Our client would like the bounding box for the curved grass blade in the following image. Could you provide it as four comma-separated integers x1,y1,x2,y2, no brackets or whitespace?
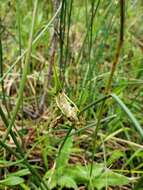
0,3,62,84
79,95,110,116
2,0,38,143
111,93,143,139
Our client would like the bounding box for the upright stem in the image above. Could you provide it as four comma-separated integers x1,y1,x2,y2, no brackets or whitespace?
2,0,38,142
64,0,73,73
0,1,50,189
0,20,10,116
47,0,60,87
105,0,125,93
90,0,125,181
39,0,60,113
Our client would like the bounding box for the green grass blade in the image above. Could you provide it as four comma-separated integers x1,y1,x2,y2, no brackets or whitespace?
0,139,48,190
2,0,38,142
0,26,9,115
111,93,143,139
79,95,110,115
0,2,62,84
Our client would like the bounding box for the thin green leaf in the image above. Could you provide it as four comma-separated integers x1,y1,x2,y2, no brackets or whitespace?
8,169,30,177
57,136,73,170
53,64,62,94
111,93,143,139
0,159,23,168
2,0,38,143
0,176,24,186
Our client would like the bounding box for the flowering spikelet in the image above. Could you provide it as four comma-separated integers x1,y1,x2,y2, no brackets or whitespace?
55,91,79,122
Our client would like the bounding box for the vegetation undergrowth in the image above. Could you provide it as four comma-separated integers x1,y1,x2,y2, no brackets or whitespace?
0,0,143,189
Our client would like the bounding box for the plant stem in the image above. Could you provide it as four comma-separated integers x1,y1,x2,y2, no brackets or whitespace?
2,0,38,142
0,20,10,116
0,1,50,189
90,0,125,181
39,0,61,113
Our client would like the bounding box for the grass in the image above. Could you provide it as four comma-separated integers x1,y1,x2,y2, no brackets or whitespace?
0,0,143,189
